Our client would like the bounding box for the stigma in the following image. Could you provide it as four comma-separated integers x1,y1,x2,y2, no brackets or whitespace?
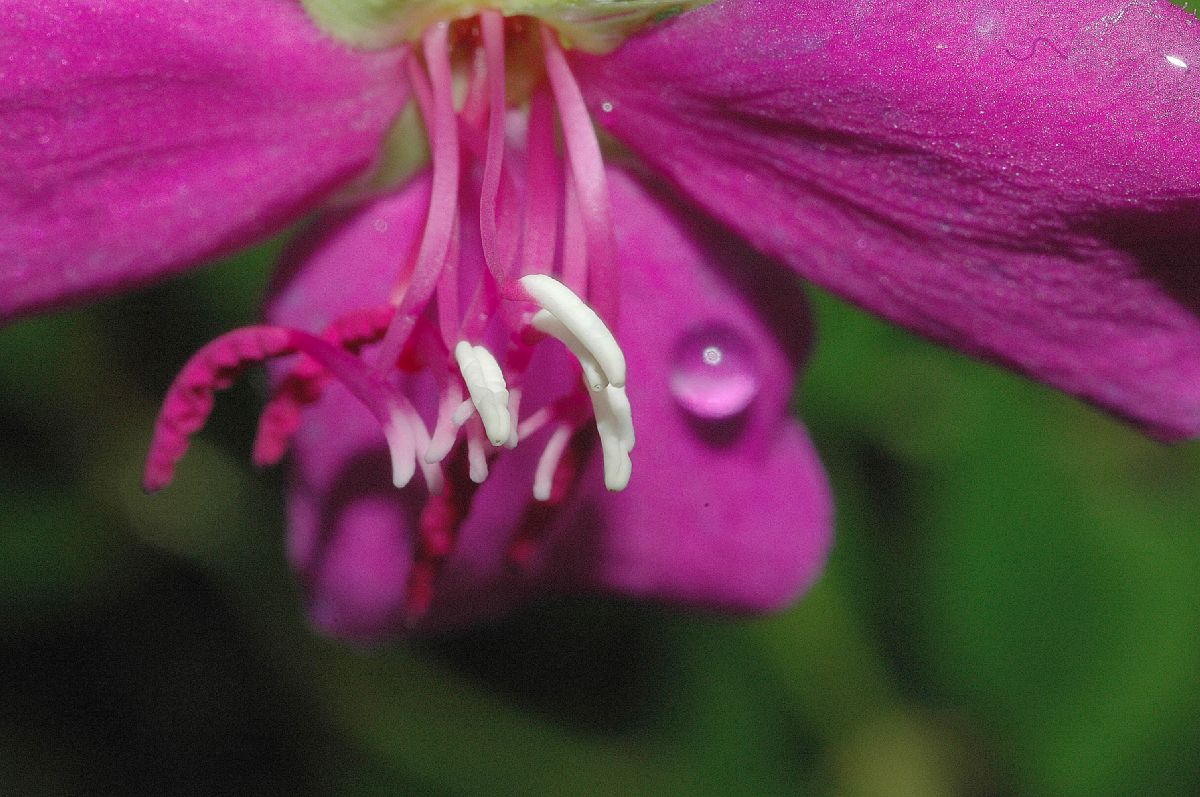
144,9,637,614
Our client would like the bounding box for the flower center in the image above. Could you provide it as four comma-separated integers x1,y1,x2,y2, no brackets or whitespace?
144,10,640,619
300,0,702,53
367,12,633,496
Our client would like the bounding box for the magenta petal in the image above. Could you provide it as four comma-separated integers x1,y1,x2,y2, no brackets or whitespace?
0,0,406,322
576,0,1200,439
547,169,833,612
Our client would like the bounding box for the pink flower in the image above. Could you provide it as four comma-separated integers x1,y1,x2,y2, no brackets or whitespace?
2,0,1198,639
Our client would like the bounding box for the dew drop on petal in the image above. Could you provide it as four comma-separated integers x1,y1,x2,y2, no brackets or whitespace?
669,324,760,420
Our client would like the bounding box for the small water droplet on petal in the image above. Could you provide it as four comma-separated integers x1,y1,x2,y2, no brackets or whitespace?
669,324,759,420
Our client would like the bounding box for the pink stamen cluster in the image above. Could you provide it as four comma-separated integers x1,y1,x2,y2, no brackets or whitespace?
144,12,624,618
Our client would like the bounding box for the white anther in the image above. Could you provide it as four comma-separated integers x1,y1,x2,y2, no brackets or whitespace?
531,310,607,391
520,274,626,388
454,341,512,447
588,384,634,491
533,423,574,502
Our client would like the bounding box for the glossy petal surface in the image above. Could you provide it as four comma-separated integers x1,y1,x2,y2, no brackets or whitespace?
0,0,407,321
577,0,1200,439
267,168,832,639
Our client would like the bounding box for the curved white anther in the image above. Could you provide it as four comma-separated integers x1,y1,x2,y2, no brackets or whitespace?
519,274,626,388
531,310,607,391
454,341,511,447
588,384,634,491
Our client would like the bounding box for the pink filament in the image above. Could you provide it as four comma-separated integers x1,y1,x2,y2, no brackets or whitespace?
520,84,561,279
459,46,490,130
540,27,618,324
561,168,587,295
374,23,461,372
478,9,508,284
405,51,434,122
435,213,462,350
532,422,574,502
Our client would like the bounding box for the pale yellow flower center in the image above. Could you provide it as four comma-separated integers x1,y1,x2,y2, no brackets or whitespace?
301,0,704,52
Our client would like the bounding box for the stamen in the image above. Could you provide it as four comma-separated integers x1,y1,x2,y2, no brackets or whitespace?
541,27,618,324
533,423,574,502
517,404,552,441
454,341,512,446
459,46,490,130
466,420,490,483
400,399,444,494
504,387,521,448
520,84,561,279
589,384,635,491
478,9,507,283
560,168,588,296
426,382,466,463
519,274,626,388
375,22,460,372
435,213,462,350
530,309,607,391
517,390,590,441
383,402,418,489
452,398,477,427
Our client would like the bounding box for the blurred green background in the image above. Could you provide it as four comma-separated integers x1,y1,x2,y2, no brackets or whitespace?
2,234,1198,796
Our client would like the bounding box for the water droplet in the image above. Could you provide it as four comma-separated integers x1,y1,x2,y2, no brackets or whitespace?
600,101,614,113
669,324,759,420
